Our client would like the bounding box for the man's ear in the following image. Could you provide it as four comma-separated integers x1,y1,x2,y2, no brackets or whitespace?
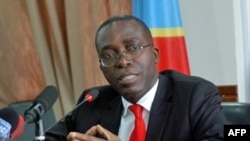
152,47,160,64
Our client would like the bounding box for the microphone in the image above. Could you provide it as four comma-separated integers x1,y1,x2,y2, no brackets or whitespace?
46,89,99,131
61,89,99,121
24,85,59,123
0,107,25,140
0,118,11,141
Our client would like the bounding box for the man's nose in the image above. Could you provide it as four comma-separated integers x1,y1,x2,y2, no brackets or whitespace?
116,52,131,67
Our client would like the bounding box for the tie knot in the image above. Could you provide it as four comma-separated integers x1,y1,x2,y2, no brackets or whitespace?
129,104,143,118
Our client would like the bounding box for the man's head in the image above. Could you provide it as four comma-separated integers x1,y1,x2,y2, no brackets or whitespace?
95,15,160,103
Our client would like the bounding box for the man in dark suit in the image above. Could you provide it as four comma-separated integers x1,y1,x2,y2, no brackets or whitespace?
45,15,228,141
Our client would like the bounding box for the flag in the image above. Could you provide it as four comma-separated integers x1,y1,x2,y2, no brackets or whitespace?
132,0,190,75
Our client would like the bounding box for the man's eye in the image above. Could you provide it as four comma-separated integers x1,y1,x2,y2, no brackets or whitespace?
102,53,116,59
127,45,141,51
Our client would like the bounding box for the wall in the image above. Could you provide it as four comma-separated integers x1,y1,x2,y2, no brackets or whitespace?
179,0,237,85
179,0,250,102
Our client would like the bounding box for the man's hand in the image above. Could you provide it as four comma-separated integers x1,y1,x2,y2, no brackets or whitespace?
67,124,121,141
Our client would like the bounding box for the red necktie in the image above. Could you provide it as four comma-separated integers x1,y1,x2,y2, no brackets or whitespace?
129,104,146,141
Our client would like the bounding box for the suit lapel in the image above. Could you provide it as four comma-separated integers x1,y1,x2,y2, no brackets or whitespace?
100,96,123,135
146,74,173,141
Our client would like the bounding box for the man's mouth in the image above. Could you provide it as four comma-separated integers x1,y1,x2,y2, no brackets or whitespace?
118,74,137,84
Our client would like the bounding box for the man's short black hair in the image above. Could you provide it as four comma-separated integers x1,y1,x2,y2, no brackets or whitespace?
95,15,152,47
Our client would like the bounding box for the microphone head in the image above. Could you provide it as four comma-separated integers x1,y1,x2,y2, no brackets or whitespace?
0,107,24,139
24,85,59,123
34,85,59,112
0,107,19,134
10,115,24,139
85,90,99,102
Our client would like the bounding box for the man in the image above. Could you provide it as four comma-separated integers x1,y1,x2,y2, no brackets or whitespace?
45,15,228,141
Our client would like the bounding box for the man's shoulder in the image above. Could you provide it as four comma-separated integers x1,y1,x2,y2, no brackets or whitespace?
160,69,210,82
159,70,219,101
84,85,115,93
79,85,120,102
159,69,215,87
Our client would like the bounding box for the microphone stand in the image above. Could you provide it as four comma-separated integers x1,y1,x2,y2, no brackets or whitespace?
34,119,45,141
30,103,45,141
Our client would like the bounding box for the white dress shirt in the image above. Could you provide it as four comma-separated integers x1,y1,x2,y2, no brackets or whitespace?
118,79,159,141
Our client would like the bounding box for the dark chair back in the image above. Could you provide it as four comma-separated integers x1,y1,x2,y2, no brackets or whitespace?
221,102,250,124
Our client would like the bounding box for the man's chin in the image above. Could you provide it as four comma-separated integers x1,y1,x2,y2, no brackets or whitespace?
117,86,143,98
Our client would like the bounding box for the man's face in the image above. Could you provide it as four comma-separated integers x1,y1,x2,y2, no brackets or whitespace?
96,20,159,103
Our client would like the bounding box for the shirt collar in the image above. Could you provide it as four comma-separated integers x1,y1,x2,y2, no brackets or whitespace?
121,79,159,116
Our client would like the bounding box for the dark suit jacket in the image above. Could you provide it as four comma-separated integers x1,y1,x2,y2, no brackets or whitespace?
45,70,228,141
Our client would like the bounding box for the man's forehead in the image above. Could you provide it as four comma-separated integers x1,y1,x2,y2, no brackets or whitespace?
101,20,140,31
